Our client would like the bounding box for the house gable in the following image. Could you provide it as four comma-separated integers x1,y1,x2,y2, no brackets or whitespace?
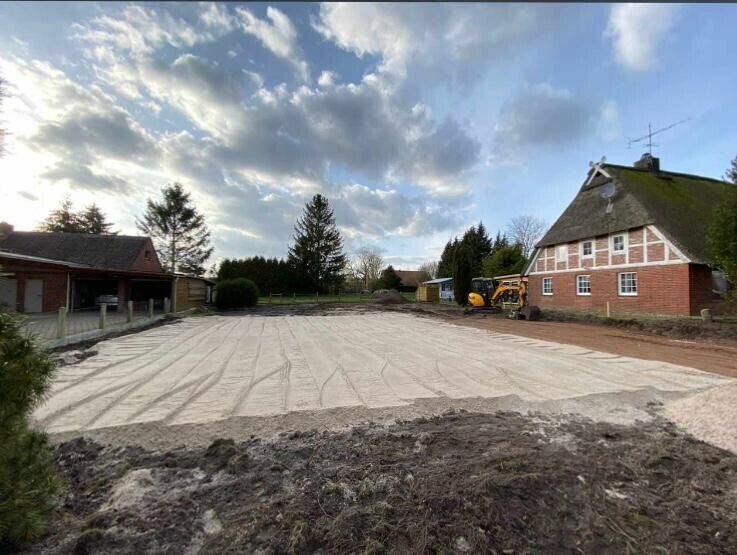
535,161,734,265
130,238,164,273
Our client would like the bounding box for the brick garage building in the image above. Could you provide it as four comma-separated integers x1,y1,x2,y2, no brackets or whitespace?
0,225,172,313
525,155,733,316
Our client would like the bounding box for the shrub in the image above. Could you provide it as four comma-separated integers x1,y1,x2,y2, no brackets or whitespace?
215,278,259,309
0,310,60,548
376,266,402,290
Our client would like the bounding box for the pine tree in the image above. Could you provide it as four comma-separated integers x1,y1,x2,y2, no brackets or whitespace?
288,194,346,293
452,241,474,306
726,154,737,184
38,198,82,233
437,238,458,278
377,265,402,290
137,183,213,276
79,204,116,234
462,222,492,276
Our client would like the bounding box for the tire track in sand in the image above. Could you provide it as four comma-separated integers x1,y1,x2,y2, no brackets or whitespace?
78,319,242,430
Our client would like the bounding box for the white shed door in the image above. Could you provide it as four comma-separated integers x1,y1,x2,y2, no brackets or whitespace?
24,279,43,313
0,279,17,310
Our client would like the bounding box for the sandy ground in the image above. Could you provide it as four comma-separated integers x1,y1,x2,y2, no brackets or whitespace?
34,312,731,448
438,310,737,378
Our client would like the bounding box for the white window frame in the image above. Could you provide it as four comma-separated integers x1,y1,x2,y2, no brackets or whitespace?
542,277,553,295
611,233,626,253
618,272,638,296
580,240,593,257
555,244,568,262
576,275,591,296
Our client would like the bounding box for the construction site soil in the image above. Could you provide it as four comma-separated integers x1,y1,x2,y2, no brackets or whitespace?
21,303,737,553
28,411,737,554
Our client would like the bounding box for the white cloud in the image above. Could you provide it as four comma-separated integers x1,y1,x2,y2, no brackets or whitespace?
606,4,679,71
236,6,309,81
314,3,545,81
72,4,228,58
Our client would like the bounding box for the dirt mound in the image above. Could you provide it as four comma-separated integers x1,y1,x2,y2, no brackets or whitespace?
28,411,737,553
373,289,403,304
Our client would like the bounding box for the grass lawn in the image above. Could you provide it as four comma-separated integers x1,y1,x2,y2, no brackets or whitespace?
258,292,418,305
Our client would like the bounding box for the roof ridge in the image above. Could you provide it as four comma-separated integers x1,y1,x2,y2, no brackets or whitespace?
7,231,149,240
603,163,730,185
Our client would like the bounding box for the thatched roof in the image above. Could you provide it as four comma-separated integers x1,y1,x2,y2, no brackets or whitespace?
537,163,736,263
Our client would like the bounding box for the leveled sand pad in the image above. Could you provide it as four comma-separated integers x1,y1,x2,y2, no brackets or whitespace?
35,313,730,434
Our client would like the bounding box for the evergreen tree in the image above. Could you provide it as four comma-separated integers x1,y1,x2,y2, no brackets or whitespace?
482,242,527,278
708,189,737,282
288,194,346,292
38,198,82,233
452,241,474,306
137,183,213,276
79,204,116,234
377,265,402,290
437,238,458,278
0,312,60,547
462,222,492,276
726,154,737,184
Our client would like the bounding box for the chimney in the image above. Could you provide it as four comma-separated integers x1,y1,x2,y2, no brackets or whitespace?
0,222,13,240
633,153,660,172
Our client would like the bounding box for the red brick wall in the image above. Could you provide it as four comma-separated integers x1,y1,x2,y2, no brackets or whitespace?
12,273,67,312
528,263,695,315
130,239,165,273
647,243,665,262
0,258,68,312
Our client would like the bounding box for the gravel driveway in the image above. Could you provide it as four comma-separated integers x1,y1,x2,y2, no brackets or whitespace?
34,312,729,439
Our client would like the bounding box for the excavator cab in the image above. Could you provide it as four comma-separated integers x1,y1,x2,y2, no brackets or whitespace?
466,275,539,319
468,278,496,308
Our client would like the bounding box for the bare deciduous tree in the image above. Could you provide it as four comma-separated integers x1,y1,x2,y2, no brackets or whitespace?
507,215,547,258
417,260,438,281
350,247,384,289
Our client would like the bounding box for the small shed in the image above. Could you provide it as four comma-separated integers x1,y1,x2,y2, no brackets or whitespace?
424,277,454,301
174,274,215,311
415,283,439,303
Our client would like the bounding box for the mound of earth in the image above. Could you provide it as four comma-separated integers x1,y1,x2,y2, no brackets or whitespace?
373,289,403,304
26,411,737,553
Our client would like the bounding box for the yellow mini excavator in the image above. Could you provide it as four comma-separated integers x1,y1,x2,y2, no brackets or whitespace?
465,274,540,320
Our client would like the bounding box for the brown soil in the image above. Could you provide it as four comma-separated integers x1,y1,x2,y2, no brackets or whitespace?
26,411,737,554
442,313,737,379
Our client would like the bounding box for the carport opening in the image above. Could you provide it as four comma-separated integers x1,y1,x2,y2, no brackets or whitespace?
130,279,171,310
72,279,118,312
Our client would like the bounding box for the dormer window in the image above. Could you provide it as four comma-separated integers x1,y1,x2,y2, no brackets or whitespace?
145,250,151,260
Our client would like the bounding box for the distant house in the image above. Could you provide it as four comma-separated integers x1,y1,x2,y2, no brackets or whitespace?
524,155,733,316
0,223,172,313
425,277,454,301
395,270,426,292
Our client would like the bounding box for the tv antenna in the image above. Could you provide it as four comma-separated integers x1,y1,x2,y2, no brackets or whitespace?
627,117,691,154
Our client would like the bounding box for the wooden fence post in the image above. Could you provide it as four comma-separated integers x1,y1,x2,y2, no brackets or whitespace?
56,306,67,339
126,300,133,323
99,303,107,330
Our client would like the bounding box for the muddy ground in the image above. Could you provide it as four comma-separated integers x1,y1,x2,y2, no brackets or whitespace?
26,410,737,554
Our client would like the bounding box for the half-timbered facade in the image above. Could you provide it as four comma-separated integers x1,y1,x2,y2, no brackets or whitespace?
525,155,733,316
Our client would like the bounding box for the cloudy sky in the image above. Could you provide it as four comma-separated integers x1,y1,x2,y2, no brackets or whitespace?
1,3,735,269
